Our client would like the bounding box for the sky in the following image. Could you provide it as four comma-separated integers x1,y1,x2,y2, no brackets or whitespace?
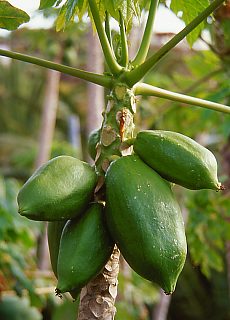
7,0,39,12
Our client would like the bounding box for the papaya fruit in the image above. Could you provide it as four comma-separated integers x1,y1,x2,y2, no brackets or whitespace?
133,130,221,190
56,203,114,294
88,128,101,160
17,156,97,221
47,221,66,277
105,155,187,294
47,220,79,300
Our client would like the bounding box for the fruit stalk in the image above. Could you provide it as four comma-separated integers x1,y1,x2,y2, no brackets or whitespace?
77,84,136,319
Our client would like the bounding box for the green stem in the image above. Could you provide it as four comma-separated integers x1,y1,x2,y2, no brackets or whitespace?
119,11,129,67
88,0,122,75
134,83,230,114
132,0,159,66
0,48,112,88
126,0,226,86
105,11,112,47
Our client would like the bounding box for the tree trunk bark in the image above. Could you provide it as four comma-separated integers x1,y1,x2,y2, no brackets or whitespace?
78,26,123,319
78,246,120,320
78,81,136,318
36,55,62,271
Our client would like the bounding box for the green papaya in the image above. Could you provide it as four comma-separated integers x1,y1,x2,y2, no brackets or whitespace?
87,128,101,160
105,155,187,294
47,221,66,277
56,203,114,294
17,156,97,221
47,221,80,301
133,130,221,190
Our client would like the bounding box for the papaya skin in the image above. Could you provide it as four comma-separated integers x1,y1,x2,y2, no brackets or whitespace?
17,156,97,221
134,130,221,190
56,203,114,294
105,155,187,294
47,221,66,277
47,221,80,301
87,128,101,160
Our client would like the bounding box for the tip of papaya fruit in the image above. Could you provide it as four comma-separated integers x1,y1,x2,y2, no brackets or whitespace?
163,287,174,295
55,288,63,299
162,281,176,295
216,183,225,192
18,208,25,215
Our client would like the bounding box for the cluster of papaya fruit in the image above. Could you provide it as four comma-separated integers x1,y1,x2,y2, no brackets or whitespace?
17,129,222,298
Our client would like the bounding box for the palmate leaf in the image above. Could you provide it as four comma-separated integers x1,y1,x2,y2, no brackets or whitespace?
56,0,87,31
56,0,145,31
104,0,141,31
0,1,30,30
39,0,58,10
171,0,209,47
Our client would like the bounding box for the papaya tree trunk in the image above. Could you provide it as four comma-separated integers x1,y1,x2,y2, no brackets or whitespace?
78,27,121,319
78,246,120,319
36,55,62,271
78,83,136,319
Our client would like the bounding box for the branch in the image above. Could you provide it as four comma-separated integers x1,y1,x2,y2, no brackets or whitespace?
134,83,230,114
125,0,226,86
88,0,122,75
132,0,159,66
0,48,112,88
119,11,129,67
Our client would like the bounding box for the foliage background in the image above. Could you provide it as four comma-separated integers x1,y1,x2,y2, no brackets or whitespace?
0,1,230,319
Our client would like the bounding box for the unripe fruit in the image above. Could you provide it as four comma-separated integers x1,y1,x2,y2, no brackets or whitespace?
47,221,66,277
87,128,101,160
17,156,97,221
105,155,187,294
47,220,80,300
56,203,114,294
134,130,221,190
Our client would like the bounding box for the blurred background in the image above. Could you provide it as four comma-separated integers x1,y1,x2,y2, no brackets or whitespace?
0,1,230,319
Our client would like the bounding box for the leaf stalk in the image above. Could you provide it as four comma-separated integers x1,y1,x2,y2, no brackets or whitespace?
88,0,122,75
119,11,129,67
132,0,159,66
0,48,112,88
126,0,226,86
134,83,230,114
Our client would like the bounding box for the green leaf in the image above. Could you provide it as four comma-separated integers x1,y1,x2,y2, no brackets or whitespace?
39,0,57,10
56,0,86,31
0,1,30,30
104,0,141,31
171,0,209,47
55,0,143,31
